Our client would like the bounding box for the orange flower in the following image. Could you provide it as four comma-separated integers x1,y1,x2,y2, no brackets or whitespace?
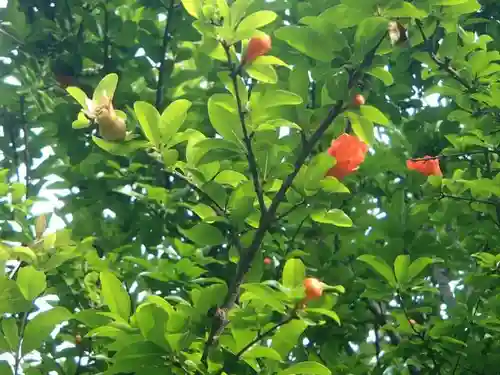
242,34,272,65
303,278,323,300
326,134,368,180
406,156,442,176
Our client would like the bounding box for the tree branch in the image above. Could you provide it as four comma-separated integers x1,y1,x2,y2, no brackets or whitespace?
4,108,21,182
13,311,29,375
200,34,387,365
222,42,266,214
439,193,496,206
397,291,442,374
215,315,294,375
415,20,472,90
155,0,175,110
102,1,110,73
410,150,497,161
20,95,30,197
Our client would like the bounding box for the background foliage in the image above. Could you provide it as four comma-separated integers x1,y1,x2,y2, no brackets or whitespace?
1,0,500,374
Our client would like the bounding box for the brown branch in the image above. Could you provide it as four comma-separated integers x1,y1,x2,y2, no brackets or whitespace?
155,0,175,110
415,20,472,90
200,34,388,365
20,95,30,197
222,42,266,214
214,315,295,375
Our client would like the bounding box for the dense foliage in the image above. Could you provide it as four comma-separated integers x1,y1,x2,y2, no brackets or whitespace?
1,0,500,374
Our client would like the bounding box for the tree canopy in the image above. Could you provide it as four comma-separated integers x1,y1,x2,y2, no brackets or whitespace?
1,0,500,374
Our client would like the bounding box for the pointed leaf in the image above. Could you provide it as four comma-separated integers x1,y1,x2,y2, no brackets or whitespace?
160,99,192,142
134,101,161,147
358,255,397,287
93,73,119,101
282,258,305,289
394,255,410,285
100,271,131,321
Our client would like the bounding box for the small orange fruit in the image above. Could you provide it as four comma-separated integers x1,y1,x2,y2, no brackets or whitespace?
264,257,272,265
75,334,82,344
353,94,365,106
303,278,323,300
242,34,272,65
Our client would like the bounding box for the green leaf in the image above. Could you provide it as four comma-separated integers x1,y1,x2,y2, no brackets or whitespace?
360,105,390,126
346,112,374,145
357,255,397,287
66,87,89,108
100,271,131,321
22,307,72,354
261,90,303,108
433,0,468,4
385,3,428,18
10,246,37,264
354,17,388,58
93,73,119,101
134,101,161,147
306,308,341,325
192,284,228,317
11,182,25,203
16,266,46,301
246,63,278,83
214,170,247,187
180,223,225,246
366,67,394,86
237,11,277,32
0,360,12,375
230,0,254,27
181,0,202,18
319,5,368,29
240,283,287,313
135,303,169,350
408,257,440,281
92,136,149,156
275,26,334,62
207,94,242,143
72,111,91,129
394,255,410,285
2,318,19,350
282,258,306,289
272,319,307,357
311,209,353,227
304,153,334,191
242,346,282,360
278,361,331,375
160,99,192,142
0,278,30,314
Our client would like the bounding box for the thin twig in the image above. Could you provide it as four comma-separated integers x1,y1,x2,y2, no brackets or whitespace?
410,150,496,161
398,291,441,374
374,323,381,368
13,311,30,375
155,0,175,110
4,108,21,181
102,1,110,73
20,95,30,197
415,20,472,90
439,193,496,206
215,315,294,375
222,42,266,214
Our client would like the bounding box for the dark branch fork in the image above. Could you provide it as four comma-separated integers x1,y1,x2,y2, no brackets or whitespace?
200,33,388,366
